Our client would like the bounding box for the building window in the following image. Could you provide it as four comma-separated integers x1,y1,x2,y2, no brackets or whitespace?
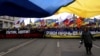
4,22,8,27
0,21,2,28
10,22,13,27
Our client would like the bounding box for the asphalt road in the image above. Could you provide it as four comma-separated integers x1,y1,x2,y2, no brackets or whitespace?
0,39,100,56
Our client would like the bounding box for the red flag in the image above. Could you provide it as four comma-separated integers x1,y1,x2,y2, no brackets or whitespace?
54,22,59,27
63,19,70,26
76,17,83,28
69,20,74,25
63,18,74,26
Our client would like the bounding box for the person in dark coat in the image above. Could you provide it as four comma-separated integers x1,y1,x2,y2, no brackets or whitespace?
80,26,95,55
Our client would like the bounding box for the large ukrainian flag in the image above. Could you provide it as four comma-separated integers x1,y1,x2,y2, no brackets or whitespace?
0,0,74,17
57,0,100,18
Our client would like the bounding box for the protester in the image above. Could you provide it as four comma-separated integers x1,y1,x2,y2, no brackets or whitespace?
80,26,95,55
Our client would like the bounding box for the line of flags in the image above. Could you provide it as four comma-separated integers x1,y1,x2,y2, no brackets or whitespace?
14,15,100,28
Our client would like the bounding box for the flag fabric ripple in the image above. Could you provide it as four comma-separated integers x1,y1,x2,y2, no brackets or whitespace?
0,0,74,17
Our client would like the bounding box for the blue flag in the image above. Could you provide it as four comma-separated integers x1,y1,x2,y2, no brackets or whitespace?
29,0,74,14
94,18,97,22
0,0,74,17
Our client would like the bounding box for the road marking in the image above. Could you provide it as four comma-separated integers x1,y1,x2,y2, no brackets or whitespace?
56,40,61,56
0,52,6,56
8,40,33,52
57,41,60,48
0,40,34,56
93,44,100,48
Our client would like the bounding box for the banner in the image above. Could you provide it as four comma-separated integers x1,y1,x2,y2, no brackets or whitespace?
0,29,44,38
0,28,100,38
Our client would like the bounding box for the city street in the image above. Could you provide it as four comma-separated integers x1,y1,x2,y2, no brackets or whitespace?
0,39,100,56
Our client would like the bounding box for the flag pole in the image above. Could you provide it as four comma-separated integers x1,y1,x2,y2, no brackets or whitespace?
73,14,76,28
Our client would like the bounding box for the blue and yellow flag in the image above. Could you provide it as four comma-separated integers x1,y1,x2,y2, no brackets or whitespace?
57,0,100,18
0,0,74,17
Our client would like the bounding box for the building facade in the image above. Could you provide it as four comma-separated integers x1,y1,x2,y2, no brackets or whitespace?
0,16,19,29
